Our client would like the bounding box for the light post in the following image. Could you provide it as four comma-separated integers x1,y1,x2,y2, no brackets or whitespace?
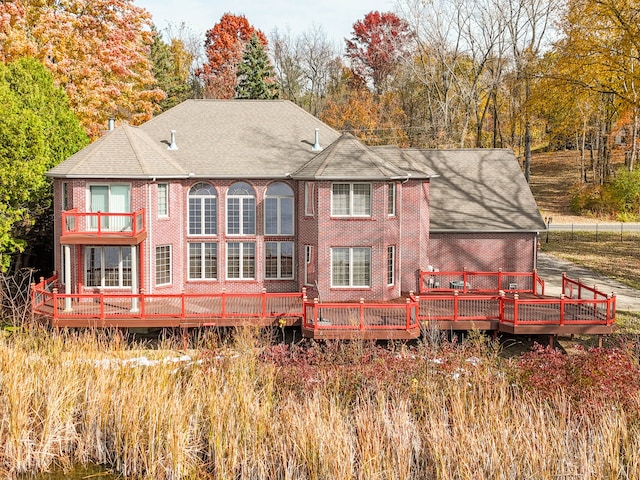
545,216,553,243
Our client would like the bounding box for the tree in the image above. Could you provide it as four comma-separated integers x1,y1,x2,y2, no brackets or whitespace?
0,0,163,139
235,33,279,99
150,26,194,110
345,11,413,95
197,13,267,99
0,58,88,272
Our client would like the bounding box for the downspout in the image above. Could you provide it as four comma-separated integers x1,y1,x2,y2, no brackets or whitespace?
399,174,410,295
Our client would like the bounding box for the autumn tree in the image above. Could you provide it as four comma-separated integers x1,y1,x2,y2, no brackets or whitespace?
151,26,195,110
197,13,267,99
235,33,279,99
0,58,88,272
0,0,163,139
345,11,413,95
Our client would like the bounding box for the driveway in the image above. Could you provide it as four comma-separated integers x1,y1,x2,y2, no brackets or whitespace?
537,252,640,312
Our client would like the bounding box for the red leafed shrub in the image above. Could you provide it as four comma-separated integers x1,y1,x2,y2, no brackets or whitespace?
516,343,640,414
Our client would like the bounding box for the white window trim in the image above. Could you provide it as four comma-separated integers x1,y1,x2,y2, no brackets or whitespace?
155,244,172,286
304,182,315,216
62,182,69,211
264,195,294,236
158,183,169,218
187,184,217,236
304,245,314,286
330,247,372,288
84,246,133,289
387,245,395,286
265,241,294,280
226,196,256,236
331,183,372,217
226,241,256,280
388,183,396,216
188,242,218,281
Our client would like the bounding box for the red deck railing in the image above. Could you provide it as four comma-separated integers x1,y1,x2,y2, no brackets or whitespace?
31,271,615,335
62,209,146,238
420,269,545,295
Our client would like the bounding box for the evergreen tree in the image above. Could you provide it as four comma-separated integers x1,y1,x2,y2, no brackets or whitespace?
235,33,279,100
0,58,88,272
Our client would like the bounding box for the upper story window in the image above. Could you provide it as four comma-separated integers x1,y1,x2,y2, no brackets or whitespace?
89,184,131,231
331,183,371,217
227,182,255,235
62,182,69,211
158,183,169,217
188,182,217,236
304,182,315,216
265,182,294,235
387,183,396,216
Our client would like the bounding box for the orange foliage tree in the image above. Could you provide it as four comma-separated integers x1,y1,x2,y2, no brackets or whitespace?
0,0,163,138
197,13,267,99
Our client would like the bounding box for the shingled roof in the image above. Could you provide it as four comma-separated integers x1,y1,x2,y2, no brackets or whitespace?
405,149,546,232
48,100,342,179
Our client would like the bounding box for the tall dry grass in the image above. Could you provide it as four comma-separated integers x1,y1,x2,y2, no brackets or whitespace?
1,327,639,479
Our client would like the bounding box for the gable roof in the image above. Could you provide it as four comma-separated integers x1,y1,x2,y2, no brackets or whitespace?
48,100,342,179
405,149,546,232
291,133,433,180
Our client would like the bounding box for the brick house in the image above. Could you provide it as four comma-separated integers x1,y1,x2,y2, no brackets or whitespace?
47,100,546,305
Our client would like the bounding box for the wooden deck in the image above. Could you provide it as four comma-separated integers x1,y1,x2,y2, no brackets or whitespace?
31,271,616,339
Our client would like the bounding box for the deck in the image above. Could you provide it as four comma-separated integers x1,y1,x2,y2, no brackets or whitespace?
31,270,616,339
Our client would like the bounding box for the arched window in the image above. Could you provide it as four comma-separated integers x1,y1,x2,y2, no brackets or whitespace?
265,182,294,235
188,183,217,235
227,182,256,235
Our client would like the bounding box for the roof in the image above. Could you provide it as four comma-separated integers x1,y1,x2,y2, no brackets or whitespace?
291,133,433,180
48,100,342,179
405,149,546,232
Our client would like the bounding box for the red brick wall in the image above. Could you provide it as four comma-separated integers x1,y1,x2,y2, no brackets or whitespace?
429,232,538,272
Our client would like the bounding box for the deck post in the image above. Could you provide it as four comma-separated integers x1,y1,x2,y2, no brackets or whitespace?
453,290,459,322
181,289,186,320
513,293,519,326
560,294,565,326
405,297,412,330
99,289,105,322
139,288,145,319
221,288,226,319
359,298,364,331
313,298,319,331
262,288,267,318
52,288,59,323
63,245,72,312
498,268,502,291
130,245,139,313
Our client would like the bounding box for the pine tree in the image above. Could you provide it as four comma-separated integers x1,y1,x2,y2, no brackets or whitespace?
235,33,279,100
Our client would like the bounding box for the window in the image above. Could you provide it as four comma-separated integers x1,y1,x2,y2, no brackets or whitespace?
387,246,395,286
89,184,131,231
331,247,371,287
158,183,169,217
304,182,315,216
387,183,396,216
156,245,172,286
265,241,294,279
304,245,316,286
265,182,294,235
188,183,217,235
227,242,255,279
85,246,132,288
227,182,255,235
189,242,218,280
62,182,69,211
331,183,371,216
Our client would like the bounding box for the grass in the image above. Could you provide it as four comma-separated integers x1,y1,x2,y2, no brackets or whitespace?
2,327,640,479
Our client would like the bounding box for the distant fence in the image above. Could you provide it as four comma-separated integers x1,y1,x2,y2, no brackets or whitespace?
547,223,640,242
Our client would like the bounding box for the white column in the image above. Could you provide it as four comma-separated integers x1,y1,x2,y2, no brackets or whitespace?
64,245,72,312
130,245,139,312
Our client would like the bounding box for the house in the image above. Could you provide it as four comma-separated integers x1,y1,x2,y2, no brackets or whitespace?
46,100,545,305
35,100,617,338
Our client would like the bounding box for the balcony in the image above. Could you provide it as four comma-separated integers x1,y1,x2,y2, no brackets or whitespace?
61,209,147,245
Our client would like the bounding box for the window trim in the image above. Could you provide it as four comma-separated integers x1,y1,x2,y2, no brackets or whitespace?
62,182,69,211
387,183,396,216
226,182,256,236
304,245,316,286
155,244,172,286
188,182,217,236
304,182,315,216
84,245,133,289
188,241,218,281
264,182,294,236
265,241,294,280
226,241,256,280
330,247,372,288
331,183,372,217
158,183,169,218
387,245,395,286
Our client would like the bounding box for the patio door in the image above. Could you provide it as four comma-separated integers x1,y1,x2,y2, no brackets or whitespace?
89,184,131,231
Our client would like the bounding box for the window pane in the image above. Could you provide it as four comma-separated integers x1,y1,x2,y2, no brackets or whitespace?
388,183,395,215
387,246,394,285
265,197,278,235
204,243,218,279
158,184,168,216
281,197,294,235
352,248,371,287
265,241,278,278
266,182,293,196
156,245,171,285
332,184,350,215
227,198,240,234
204,197,217,235
242,198,256,235
305,182,314,216
86,247,101,287
104,246,121,287
352,184,371,216
281,241,294,278
242,242,255,278
332,248,350,286
188,198,201,234
189,243,202,279
227,242,240,278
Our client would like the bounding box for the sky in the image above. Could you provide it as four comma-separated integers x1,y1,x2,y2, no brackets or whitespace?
134,0,396,48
